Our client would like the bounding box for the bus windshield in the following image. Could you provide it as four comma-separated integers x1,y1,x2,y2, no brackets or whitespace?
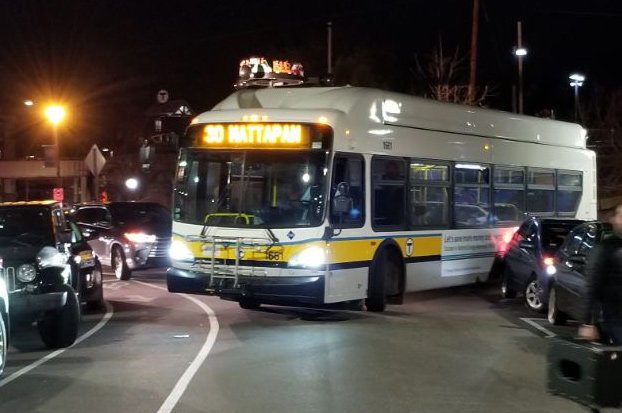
173,149,328,228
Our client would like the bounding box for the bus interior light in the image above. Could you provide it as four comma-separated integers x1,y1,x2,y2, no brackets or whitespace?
456,163,486,170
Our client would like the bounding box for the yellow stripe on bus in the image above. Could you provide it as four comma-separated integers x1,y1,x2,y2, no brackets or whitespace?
174,235,443,264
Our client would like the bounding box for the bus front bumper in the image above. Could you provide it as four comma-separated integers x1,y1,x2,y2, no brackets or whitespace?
166,267,325,305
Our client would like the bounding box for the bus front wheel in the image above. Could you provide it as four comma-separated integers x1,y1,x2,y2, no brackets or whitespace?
366,248,402,312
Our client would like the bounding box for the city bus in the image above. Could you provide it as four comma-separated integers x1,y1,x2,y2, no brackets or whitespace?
166,85,597,311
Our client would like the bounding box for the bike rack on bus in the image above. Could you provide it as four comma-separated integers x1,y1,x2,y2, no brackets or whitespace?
186,234,280,291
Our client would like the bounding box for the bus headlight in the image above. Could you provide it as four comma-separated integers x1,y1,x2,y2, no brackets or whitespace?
288,246,326,268
16,264,37,282
170,240,194,262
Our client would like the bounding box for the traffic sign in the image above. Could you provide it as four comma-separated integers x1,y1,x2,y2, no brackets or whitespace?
53,187,64,202
157,89,169,104
84,144,106,176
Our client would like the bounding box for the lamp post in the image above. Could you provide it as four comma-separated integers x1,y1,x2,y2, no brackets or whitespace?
44,105,66,188
514,47,527,114
569,73,585,122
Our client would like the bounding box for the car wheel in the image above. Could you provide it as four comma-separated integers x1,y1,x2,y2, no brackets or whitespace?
501,268,517,299
0,311,7,376
38,284,80,349
86,263,105,312
112,246,131,281
524,277,545,313
238,298,261,310
547,286,567,326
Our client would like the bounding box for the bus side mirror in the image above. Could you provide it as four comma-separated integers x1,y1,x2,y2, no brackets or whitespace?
332,181,352,214
332,195,352,214
139,140,155,171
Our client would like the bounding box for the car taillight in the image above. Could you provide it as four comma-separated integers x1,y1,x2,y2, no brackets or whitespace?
496,226,520,257
543,256,557,275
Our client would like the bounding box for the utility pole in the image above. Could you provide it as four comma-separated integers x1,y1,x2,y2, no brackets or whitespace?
327,21,332,75
468,0,480,105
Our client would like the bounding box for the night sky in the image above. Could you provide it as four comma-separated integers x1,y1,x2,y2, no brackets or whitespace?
0,0,621,150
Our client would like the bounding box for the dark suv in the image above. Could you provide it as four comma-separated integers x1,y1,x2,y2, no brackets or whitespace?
500,216,584,312
0,201,103,349
71,202,172,280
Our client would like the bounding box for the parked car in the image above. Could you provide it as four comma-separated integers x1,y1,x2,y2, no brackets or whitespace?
0,271,8,376
0,200,103,348
455,203,493,226
71,202,172,280
546,221,612,325
500,216,584,312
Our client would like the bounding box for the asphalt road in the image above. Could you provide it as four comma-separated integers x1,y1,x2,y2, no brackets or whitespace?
0,269,602,413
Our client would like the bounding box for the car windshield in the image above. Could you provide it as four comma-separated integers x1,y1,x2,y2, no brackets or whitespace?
173,149,328,228
0,207,54,246
108,203,171,225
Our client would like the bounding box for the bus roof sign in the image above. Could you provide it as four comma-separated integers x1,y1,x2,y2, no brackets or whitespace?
200,123,311,149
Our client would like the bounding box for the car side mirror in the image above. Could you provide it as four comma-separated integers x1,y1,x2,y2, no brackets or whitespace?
58,228,73,244
81,227,98,238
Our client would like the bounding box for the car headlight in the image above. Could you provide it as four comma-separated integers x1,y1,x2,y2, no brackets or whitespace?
17,264,37,282
288,246,326,268
125,232,157,244
169,240,194,261
37,246,67,269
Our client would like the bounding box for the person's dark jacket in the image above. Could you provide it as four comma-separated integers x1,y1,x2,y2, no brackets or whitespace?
582,235,622,324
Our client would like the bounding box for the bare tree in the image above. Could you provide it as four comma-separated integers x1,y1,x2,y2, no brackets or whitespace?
413,40,491,106
584,87,622,202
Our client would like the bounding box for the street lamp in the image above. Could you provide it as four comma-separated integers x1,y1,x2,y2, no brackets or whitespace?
569,73,585,122
44,105,66,188
514,46,527,114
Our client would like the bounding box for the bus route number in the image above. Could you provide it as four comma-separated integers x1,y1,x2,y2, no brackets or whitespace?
266,250,282,261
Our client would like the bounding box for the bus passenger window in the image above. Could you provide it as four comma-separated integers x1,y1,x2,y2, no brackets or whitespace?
330,155,364,227
372,157,406,229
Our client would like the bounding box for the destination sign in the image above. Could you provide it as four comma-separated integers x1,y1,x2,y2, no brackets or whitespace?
201,123,311,149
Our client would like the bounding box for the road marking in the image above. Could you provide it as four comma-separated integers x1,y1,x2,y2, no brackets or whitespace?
133,280,220,413
123,294,151,302
103,280,131,290
519,317,556,337
0,301,114,388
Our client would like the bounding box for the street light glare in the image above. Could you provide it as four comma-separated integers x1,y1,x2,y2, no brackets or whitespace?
125,178,139,190
514,48,527,56
45,105,66,124
569,73,586,122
